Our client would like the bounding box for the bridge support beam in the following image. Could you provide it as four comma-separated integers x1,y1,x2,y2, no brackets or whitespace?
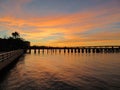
34,49,36,54
82,48,84,53
71,49,73,53
38,49,40,53
78,48,80,53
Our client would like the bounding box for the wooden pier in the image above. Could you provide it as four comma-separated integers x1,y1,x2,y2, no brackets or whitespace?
27,46,120,54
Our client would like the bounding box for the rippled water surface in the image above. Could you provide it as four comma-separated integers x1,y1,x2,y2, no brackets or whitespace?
0,50,120,90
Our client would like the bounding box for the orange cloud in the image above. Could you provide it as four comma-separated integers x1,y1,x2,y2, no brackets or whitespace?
0,3,120,46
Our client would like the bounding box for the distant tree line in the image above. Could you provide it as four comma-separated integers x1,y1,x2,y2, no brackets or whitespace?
0,32,30,52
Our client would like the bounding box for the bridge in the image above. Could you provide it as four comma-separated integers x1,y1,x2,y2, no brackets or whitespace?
27,46,120,54
0,46,120,71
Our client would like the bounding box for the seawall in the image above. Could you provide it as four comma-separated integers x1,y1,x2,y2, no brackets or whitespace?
0,50,24,71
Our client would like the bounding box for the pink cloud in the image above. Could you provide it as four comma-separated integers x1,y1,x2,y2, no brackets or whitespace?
0,1,120,46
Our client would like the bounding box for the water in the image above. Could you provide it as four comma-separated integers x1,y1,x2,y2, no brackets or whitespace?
0,50,120,90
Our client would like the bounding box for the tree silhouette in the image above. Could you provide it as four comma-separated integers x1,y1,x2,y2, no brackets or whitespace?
0,32,30,52
12,32,20,39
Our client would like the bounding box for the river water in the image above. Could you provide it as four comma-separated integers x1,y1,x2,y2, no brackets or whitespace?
0,50,120,90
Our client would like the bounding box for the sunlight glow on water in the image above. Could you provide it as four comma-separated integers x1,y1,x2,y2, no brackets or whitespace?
0,50,120,90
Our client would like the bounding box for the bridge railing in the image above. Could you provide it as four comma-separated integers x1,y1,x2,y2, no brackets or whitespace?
0,50,23,62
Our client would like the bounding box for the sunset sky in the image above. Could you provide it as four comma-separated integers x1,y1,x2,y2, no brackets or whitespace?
0,0,120,46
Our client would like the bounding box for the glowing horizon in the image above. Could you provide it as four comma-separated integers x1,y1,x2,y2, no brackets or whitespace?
0,0,120,46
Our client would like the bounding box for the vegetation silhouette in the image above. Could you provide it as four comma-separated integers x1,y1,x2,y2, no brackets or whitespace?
0,31,30,52
12,32,20,39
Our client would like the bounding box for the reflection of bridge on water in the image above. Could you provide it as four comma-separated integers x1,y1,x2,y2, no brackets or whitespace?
27,46,120,54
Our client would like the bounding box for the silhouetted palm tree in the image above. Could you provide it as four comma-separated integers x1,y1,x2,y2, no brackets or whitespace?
12,32,20,39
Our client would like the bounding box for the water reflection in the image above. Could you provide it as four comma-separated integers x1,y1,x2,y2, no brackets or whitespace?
0,50,120,90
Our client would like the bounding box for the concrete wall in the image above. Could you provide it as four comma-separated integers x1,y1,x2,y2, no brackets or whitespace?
0,50,24,71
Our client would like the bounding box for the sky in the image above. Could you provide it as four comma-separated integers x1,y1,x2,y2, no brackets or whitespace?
0,0,120,46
